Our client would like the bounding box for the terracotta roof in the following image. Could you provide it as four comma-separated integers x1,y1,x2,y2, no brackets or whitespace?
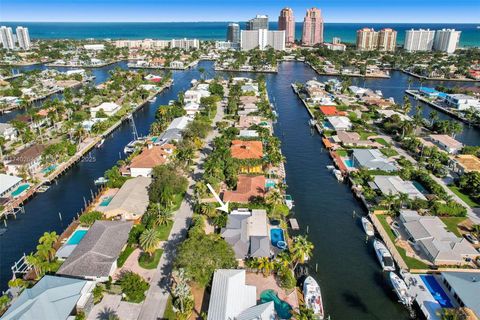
230,140,263,159
223,175,266,203
130,145,175,169
319,106,339,116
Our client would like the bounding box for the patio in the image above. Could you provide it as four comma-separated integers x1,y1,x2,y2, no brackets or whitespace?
245,271,299,310
113,248,156,282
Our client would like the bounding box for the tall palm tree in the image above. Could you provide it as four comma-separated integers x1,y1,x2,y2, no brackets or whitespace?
292,305,316,320
429,110,439,127
25,253,41,278
290,235,314,270
381,193,398,213
265,189,283,207
256,257,275,277
139,228,160,257
147,202,172,227
199,203,217,218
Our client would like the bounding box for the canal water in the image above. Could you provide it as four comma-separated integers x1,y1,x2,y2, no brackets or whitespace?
0,60,478,318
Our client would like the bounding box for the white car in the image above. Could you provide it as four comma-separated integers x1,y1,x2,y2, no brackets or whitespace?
464,234,479,245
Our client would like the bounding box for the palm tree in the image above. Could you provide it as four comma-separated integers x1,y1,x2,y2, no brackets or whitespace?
428,110,439,127
275,251,292,271
471,225,480,238
199,203,217,218
290,235,314,270
256,257,275,277
25,253,41,278
380,193,398,213
147,203,172,227
397,192,410,209
139,228,160,257
292,305,316,320
265,189,283,207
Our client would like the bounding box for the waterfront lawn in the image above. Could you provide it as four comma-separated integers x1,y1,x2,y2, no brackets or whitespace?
440,217,467,237
375,138,390,147
379,148,399,158
448,186,480,208
117,245,135,267
157,221,174,241
138,249,163,269
336,149,348,157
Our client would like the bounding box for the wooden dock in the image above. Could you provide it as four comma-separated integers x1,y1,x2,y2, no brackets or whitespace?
289,218,299,230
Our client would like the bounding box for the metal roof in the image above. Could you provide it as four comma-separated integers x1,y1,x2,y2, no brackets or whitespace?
442,272,480,316
0,174,21,196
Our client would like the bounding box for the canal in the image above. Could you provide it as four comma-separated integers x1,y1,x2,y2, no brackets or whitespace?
0,60,479,319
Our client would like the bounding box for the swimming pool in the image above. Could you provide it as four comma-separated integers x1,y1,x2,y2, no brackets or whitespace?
67,229,88,245
412,181,428,195
343,159,355,168
270,228,285,248
11,184,30,197
99,196,113,206
420,275,453,308
41,165,57,175
265,180,276,188
260,289,292,319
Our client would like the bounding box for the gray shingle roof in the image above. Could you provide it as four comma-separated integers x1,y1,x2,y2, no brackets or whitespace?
352,149,397,172
57,220,132,279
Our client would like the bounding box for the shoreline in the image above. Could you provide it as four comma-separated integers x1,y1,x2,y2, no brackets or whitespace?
401,69,480,82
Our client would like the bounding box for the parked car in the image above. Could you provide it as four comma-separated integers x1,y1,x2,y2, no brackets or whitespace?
464,233,479,245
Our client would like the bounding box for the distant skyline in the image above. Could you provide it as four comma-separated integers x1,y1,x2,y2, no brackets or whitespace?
1,0,479,23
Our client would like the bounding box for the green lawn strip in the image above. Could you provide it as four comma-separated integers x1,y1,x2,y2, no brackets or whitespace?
163,296,176,320
439,217,467,237
138,249,163,269
358,131,374,140
157,221,174,241
117,245,135,267
375,137,390,146
448,186,480,208
336,149,348,157
379,148,399,157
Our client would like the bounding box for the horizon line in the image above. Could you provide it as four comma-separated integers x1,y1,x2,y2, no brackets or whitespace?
2,20,480,24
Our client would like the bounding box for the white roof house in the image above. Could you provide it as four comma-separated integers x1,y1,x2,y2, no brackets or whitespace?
373,175,426,200
184,102,200,116
167,116,192,131
207,269,274,320
349,86,367,96
326,116,352,131
352,149,398,172
399,210,478,265
429,134,463,154
90,102,121,118
0,174,22,198
441,271,480,317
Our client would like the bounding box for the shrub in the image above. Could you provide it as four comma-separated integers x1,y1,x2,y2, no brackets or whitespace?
93,284,103,304
79,211,103,226
119,271,149,303
431,201,467,217
278,268,296,290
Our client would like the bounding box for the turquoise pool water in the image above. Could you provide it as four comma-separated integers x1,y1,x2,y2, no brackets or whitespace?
99,196,113,206
343,159,355,168
151,137,159,143
265,180,276,188
260,290,292,319
420,275,453,308
67,230,88,245
11,184,30,197
270,228,285,247
412,181,428,195
41,165,57,174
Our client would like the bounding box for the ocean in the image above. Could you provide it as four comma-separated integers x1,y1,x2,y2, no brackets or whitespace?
2,22,480,46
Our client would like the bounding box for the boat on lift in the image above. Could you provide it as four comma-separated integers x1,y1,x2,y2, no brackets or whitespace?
373,239,395,271
284,194,294,210
389,272,413,306
94,177,109,185
361,216,375,236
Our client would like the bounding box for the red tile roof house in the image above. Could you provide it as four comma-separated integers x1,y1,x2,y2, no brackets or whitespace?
222,175,266,203
230,140,263,159
319,106,346,116
121,144,175,177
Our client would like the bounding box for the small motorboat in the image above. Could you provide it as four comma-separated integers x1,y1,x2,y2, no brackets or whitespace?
373,239,395,271
303,276,324,319
96,138,105,148
284,194,294,210
37,185,50,193
333,169,344,182
362,217,375,237
94,177,109,185
148,96,157,103
326,165,335,171
309,119,318,127
389,272,413,306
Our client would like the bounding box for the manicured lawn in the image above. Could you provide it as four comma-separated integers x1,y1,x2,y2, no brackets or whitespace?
117,245,135,267
375,138,390,146
138,249,163,269
377,214,396,242
336,149,348,157
448,186,480,208
163,296,177,320
440,217,467,237
380,148,399,157
358,131,374,140
157,221,174,240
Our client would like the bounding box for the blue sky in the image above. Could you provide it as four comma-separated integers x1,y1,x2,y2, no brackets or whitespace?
1,0,479,23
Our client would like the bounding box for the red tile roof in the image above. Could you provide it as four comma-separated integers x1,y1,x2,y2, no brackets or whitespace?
130,145,175,169
319,106,338,116
223,175,266,203
230,140,263,159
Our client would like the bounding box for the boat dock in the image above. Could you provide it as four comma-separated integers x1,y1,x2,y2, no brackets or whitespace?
289,218,299,230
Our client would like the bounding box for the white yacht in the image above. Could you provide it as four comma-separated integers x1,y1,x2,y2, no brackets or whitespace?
373,239,395,271
389,272,413,306
361,217,375,237
303,276,324,319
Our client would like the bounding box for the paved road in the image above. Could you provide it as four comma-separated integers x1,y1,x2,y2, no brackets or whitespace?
137,102,224,320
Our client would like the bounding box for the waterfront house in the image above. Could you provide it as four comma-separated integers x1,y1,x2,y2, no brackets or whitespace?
184,88,210,104
238,129,259,138
158,116,192,144
333,131,379,148
169,61,185,69
230,140,263,173
5,144,45,176
207,269,274,320
451,154,480,174
0,174,22,198
1,275,95,320
348,86,367,96
419,87,446,99
429,134,463,154
440,271,480,318
319,106,346,116
239,95,259,105
237,115,263,129
221,209,270,259
90,102,121,118
372,176,427,200
241,84,259,95
223,175,266,203
326,116,352,131
184,102,200,116
0,123,17,140
399,210,478,265
445,93,480,111
124,144,175,177
351,149,398,172
57,220,132,281
100,176,151,220
377,109,412,121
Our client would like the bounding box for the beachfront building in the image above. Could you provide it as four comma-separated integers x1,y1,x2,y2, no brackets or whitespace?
227,23,240,44
240,29,285,51
221,208,270,259
356,28,378,51
0,26,15,50
444,93,480,111
5,144,45,176
1,275,95,320
83,44,105,51
301,7,324,46
372,176,427,200
404,29,435,52
377,28,397,52
433,29,461,54
351,149,398,172
15,26,31,50
171,38,200,50
99,176,151,220
114,39,170,49
440,271,480,318
90,102,121,118
57,221,132,281
215,41,240,50
278,8,295,45
247,15,269,30
399,210,478,265
429,134,464,154
0,174,22,198
207,269,275,320
324,37,346,51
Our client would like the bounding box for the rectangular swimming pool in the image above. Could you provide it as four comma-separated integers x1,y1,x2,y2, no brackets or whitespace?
420,275,453,308
270,228,285,247
11,184,30,197
41,165,57,174
99,196,113,206
67,229,88,245
265,180,276,188
343,159,355,168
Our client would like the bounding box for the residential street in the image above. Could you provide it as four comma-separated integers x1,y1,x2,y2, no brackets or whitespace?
137,102,224,320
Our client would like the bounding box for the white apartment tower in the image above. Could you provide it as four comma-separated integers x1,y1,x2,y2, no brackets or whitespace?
16,26,31,50
0,26,15,50
240,29,285,51
404,29,435,52
433,29,461,54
